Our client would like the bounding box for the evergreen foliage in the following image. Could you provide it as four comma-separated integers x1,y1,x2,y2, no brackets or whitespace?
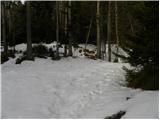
121,2,159,90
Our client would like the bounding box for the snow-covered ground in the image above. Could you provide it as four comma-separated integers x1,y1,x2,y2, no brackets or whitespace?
1,43,159,118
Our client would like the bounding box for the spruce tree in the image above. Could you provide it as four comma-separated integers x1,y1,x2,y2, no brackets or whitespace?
122,2,159,90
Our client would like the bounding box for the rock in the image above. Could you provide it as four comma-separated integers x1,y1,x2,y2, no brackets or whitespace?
104,111,126,119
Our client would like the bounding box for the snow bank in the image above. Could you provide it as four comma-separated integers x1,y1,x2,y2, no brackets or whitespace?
123,91,159,118
1,43,158,118
1,57,158,118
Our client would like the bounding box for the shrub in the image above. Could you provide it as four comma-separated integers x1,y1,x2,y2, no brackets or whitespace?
32,44,48,57
118,3,158,90
124,66,159,90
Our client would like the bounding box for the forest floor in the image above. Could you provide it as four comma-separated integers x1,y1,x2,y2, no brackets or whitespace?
1,43,159,118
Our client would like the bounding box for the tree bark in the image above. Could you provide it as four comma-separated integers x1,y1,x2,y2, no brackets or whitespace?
85,17,93,50
115,1,119,61
2,2,8,56
26,1,33,60
8,4,14,51
101,38,106,60
13,25,15,52
96,1,101,59
107,1,111,62
127,12,134,34
11,3,16,52
64,2,68,57
68,1,72,56
56,1,59,57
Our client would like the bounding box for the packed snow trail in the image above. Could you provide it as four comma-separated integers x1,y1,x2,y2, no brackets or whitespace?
2,57,158,118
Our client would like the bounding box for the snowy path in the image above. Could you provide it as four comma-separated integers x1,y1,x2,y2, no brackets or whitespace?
1,57,158,118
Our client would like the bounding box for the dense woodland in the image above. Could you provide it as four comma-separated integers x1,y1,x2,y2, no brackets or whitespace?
1,1,159,90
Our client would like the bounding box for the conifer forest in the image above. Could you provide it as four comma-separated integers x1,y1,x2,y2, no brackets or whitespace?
1,1,159,119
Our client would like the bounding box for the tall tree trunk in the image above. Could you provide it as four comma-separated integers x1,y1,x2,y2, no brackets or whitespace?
2,2,8,56
59,1,64,29
115,1,119,61
59,1,62,28
11,4,16,52
64,2,68,57
107,1,111,62
68,1,72,56
101,38,106,60
104,39,106,59
127,12,134,34
56,1,59,57
26,1,33,60
85,17,93,50
13,24,15,52
96,1,101,59
8,4,13,51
